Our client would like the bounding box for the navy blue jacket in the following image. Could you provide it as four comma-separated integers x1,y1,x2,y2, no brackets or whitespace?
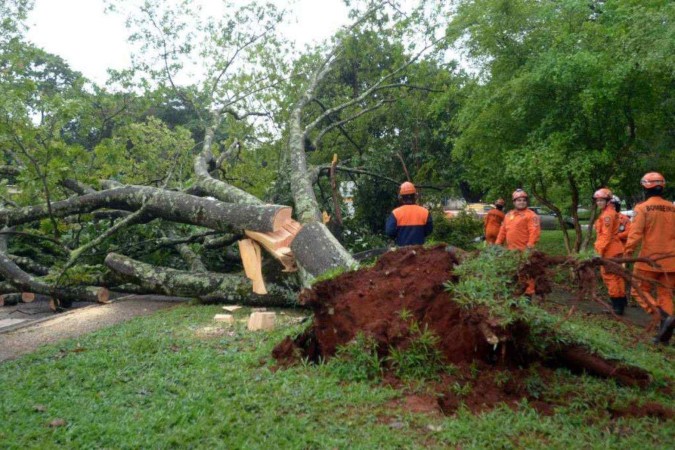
385,204,433,246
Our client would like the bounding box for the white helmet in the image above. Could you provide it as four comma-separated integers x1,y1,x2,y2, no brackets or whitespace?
610,195,621,205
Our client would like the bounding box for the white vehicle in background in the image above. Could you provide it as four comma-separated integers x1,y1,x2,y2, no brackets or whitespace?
622,210,636,221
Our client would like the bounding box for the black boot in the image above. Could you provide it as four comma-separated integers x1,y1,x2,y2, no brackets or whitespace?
610,297,626,316
655,315,675,345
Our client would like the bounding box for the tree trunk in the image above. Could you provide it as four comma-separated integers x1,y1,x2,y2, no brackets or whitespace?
291,222,355,278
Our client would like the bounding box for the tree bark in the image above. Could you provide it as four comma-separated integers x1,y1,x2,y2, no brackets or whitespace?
0,185,291,233
193,117,264,205
291,222,355,278
7,254,50,276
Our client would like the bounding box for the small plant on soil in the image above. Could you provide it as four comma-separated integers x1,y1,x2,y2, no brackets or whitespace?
450,381,473,397
523,371,546,399
493,370,511,388
328,332,383,382
387,321,445,381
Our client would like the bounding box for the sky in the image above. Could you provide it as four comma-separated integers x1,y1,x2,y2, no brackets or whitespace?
26,0,351,85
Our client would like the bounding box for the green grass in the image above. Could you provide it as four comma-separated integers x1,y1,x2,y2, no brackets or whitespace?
537,230,569,255
1,304,674,449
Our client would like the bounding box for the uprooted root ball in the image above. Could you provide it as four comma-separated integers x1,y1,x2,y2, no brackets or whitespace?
273,245,663,416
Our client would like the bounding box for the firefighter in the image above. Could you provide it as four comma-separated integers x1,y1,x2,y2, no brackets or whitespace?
496,189,541,297
593,188,626,315
624,172,675,344
610,195,631,245
484,198,506,244
385,182,433,246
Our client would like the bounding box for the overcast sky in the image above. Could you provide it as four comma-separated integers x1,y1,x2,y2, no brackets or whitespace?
26,0,350,85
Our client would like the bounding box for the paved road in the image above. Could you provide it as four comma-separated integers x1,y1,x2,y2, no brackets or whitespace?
0,296,186,363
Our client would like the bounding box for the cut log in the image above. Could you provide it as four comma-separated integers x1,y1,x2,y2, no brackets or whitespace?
238,239,267,294
222,305,242,312
104,253,296,307
290,222,356,278
21,292,35,303
97,288,111,304
245,219,301,272
214,314,235,324
248,312,276,331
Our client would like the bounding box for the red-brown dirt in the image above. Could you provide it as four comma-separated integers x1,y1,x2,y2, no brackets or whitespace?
282,244,500,365
273,245,665,416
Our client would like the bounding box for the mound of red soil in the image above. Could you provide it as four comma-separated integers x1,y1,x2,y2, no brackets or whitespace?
274,245,502,365
273,245,657,415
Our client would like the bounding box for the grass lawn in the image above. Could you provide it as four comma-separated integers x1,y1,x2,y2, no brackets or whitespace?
1,304,674,449
537,230,569,255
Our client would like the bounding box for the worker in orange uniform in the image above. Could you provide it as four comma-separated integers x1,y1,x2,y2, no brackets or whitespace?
385,182,433,246
610,195,631,245
496,189,541,298
593,188,626,315
624,172,675,345
484,198,506,244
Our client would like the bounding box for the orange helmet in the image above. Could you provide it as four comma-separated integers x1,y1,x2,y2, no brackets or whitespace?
640,172,665,189
399,181,416,196
512,189,528,201
495,198,505,206
593,188,613,200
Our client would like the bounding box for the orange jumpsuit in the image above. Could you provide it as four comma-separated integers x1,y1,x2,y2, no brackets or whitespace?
594,206,625,298
616,213,631,245
624,197,675,315
484,208,505,244
496,208,541,295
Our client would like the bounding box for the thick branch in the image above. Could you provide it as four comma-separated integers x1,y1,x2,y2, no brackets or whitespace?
7,254,50,276
59,178,96,196
104,253,295,306
194,121,263,205
0,251,105,303
0,185,291,233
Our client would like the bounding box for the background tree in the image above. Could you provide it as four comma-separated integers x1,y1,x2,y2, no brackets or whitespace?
446,0,675,253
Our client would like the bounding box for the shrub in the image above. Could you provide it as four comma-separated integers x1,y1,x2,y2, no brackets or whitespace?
428,209,483,250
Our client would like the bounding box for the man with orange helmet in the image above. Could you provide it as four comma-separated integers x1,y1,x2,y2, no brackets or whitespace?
496,189,541,297
624,172,675,344
593,188,626,315
484,198,506,244
385,181,433,246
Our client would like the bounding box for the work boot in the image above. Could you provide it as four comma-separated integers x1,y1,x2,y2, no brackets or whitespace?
610,297,626,316
655,315,675,345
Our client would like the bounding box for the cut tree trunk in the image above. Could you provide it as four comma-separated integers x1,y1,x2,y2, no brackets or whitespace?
291,222,356,277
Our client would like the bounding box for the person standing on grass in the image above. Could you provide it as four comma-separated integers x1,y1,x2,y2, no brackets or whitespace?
484,198,506,244
385,182,433,246
592,188,626,315
496,189,541,298
623,172,675,345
